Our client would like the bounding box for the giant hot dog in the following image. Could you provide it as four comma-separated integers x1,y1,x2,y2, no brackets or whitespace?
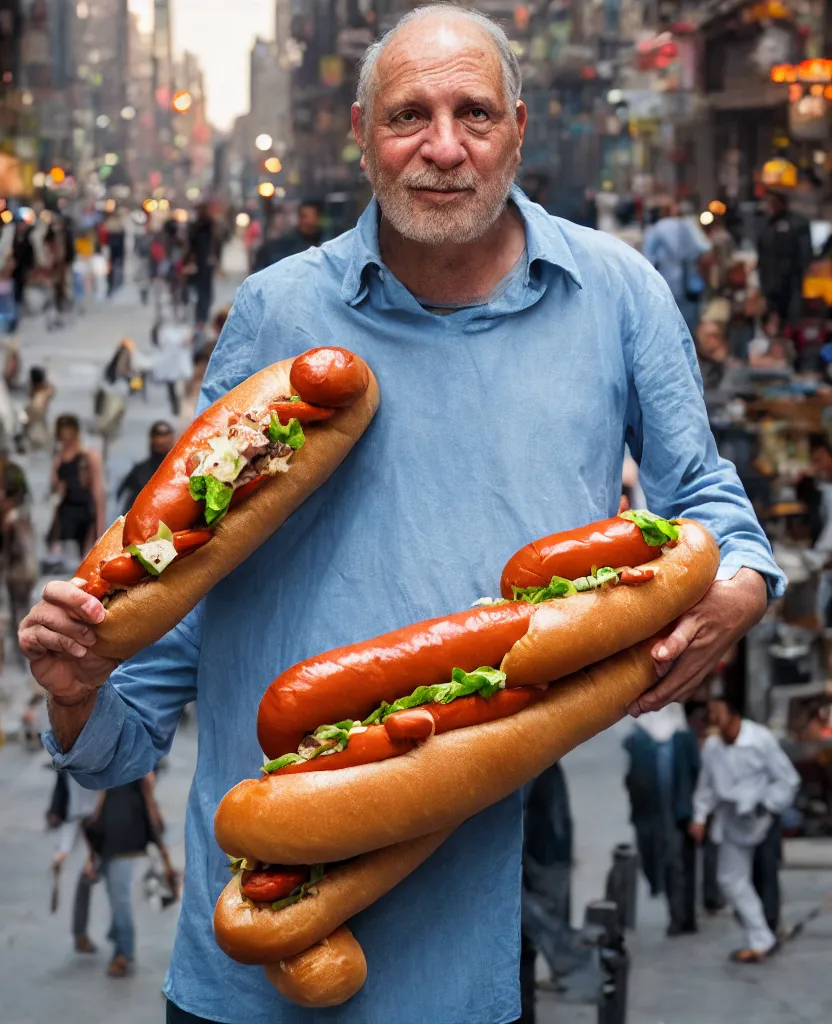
74,347,378,660
213,512,719,1006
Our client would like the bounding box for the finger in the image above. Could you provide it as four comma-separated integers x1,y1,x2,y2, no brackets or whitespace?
20,604,97,645
651,613,701,664
22,624,88,659
618,493,630,514
629,648,713,716
41,580,106,624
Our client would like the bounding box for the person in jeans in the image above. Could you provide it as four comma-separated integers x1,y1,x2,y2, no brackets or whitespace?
82,772,178,977
47,771,100,952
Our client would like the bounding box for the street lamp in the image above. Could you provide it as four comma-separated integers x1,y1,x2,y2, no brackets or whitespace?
258,182,276,198
96,114,110,128
255,133,273,152
264,157,282,173
121,105,136,120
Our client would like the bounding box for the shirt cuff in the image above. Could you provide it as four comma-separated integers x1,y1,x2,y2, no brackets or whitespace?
716,553,787,603
42,680,126,774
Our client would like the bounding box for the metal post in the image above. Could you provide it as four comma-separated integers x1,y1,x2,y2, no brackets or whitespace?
585,900,630,1024
604,843,639,931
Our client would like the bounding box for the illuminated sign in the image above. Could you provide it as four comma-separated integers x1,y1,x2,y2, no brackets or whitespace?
771,59,832,84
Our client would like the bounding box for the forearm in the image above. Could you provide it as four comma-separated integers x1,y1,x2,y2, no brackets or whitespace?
47,689,100,752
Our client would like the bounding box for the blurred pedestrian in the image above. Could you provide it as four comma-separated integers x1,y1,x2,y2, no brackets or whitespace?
94,339,142,456
243,215,262,274
643,197,711,334
44,215,74,327
10,218,35,323
748,310,794,370
152,318,192,417
104,208,127,296
22,365,55,452
624,703,700,935
757,189,813,329
0,454,35,644
252,208,290,273
689,696,800,962
133,217,153,306
288,199,324,255
117,421,175,514
47,770,100,952
178,349,211,433
81,772,179,977
46,414,105,567
187,204,220,329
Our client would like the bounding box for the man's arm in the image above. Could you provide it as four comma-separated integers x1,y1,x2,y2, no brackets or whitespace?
690,742,717,842
761,731,801,816
41,608,201,788
624,266,785,712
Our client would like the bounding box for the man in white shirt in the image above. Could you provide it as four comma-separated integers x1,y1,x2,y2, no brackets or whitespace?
689,696,799,962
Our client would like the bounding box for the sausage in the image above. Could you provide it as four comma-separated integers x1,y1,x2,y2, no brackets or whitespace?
257,602,535,759
500,516,657,598
384,708,435,742
83,571,111,600
268,401,335,425
290,348,370,409
97,529,214,588
619,567,656,586
273,687,543,775
240,867,309,904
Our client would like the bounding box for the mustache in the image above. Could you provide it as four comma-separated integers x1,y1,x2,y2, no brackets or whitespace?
401,170,479,192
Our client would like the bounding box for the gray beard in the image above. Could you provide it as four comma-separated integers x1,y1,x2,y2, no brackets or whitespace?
365,150,515,246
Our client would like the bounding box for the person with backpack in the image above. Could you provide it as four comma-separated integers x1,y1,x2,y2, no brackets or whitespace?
643,198,712,334
80,772,179,977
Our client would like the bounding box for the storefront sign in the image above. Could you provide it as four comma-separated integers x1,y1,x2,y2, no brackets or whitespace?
771,58,832,83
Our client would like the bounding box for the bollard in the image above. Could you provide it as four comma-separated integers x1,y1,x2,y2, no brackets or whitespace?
604,843,639,931
584,900,629,1024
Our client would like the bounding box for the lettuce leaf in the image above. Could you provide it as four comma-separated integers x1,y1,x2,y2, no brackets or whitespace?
289,395,302,403
512,575,577,604
362,667,506,727
189,474,234,525
268,414,305,450
270,863,326,912
620,509,679,547
261,752,305,773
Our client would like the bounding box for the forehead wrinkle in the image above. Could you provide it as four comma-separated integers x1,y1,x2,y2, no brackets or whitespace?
376,50,504,112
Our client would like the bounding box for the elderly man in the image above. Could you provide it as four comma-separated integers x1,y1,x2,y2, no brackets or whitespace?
20,7,783,1023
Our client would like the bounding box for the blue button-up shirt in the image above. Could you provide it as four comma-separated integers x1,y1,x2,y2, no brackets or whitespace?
45,188,785,1024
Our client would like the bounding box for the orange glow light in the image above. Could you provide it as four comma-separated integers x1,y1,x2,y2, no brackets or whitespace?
264,157,282,173
172,90,193,114
258,182,276,198
48,166,66,184
771,59,832,84
789,83,803,102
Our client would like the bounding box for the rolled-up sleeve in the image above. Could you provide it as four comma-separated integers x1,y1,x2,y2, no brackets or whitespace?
43,606,202,789
624,269,786,600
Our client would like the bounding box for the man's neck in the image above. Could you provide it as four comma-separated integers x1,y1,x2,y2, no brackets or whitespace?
378,204,527,307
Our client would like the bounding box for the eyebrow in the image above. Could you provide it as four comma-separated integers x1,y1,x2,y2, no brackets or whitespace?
381,93,504,117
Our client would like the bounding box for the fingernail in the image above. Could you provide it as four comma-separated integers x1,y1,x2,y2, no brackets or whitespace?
629,708,641,719
72,643,87,658
656,645,669,660
87,601,105,623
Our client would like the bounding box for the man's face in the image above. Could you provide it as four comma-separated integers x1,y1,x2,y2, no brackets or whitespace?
150,428,174,457
707,699,737,740
353,16,526,246
811,446,832,480
696,321,727,362
297,205,319,238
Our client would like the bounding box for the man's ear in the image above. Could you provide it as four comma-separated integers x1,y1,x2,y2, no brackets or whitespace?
351,103,367,170
515,100,528,147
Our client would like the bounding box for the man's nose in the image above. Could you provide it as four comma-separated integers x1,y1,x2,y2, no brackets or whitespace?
419,115,466,170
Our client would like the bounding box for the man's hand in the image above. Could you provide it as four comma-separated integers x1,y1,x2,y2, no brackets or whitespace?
628,567,767,716
18,581,118,706
688,821,706,845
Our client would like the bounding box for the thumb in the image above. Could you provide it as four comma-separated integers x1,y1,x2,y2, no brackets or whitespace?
652,613,700,664
618,493,630,514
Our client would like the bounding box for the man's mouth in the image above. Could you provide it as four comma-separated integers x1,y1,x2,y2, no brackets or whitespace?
411,186,472,199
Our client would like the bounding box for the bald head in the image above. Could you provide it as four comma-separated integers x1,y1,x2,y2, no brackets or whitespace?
357,5,521,122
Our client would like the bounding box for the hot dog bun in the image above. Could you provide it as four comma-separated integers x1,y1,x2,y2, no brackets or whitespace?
216,637,662,865
264,926,367,1008
213,830,450,964
500,519,718,687
85,355,379,661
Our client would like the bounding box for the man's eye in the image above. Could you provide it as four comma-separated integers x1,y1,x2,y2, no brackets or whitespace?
394,111,419,124
469,108,489,121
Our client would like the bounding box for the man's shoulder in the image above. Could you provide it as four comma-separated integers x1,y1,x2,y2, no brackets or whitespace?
739,719,775,746
536,209,660,292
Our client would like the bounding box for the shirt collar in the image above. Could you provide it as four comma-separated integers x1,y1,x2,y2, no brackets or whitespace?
341,184,583,306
